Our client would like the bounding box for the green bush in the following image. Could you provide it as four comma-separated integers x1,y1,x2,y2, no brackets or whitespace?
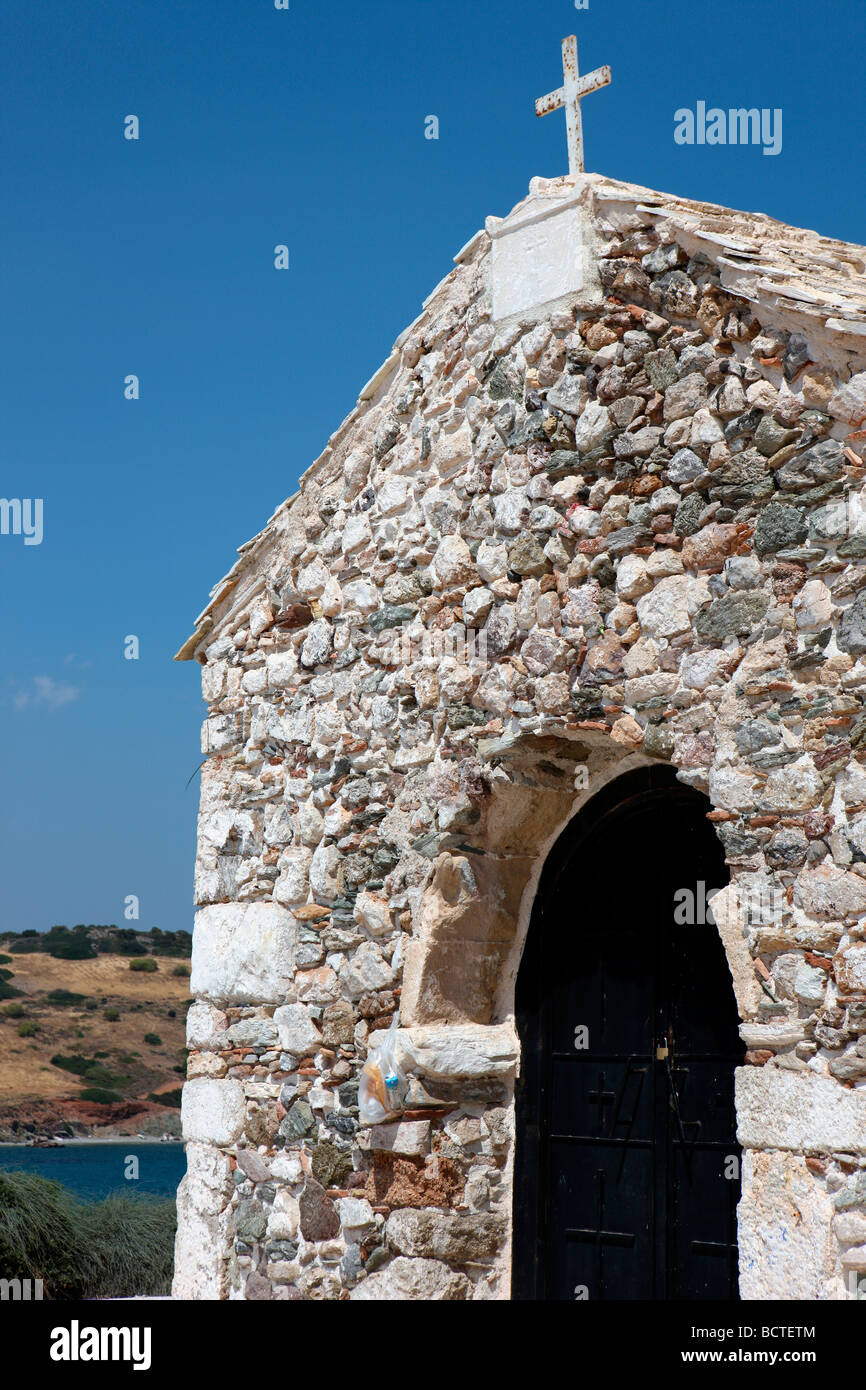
103,1008,120,1022
143,1033,163,1047
78,1088,124,1104
1,1003,26,1018
47,990,87,1007
146,1088,183,1108
149,930,192,959
0,953,12,964
129,958,157,973
0,1170,176,1298
171,963,190,977
81,1066,127,1089
49,940,97,960
0,980,22,1000
50,1053,93,1075
17,1020,38,1037
49,1053,127,1088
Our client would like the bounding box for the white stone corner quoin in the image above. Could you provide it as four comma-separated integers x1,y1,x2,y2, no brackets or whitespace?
190,903,296,1005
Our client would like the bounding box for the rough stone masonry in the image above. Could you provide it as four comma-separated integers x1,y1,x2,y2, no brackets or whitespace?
173,172,866,1301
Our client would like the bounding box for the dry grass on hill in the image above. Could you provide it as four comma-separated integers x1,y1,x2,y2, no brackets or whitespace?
0,952,191,1104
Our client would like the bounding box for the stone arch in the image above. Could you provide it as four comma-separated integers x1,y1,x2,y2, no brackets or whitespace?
400,687,783,1039
400,728,758,1030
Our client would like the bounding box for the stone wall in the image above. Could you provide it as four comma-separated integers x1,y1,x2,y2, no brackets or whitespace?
174,175,866,1300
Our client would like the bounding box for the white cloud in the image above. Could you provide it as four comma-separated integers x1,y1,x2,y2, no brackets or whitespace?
14,676,81,711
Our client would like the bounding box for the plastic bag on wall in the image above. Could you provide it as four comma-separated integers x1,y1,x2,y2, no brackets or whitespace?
358,1015,406,1124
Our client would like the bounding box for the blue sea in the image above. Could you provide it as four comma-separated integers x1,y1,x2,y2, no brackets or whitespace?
0,1143,186,1201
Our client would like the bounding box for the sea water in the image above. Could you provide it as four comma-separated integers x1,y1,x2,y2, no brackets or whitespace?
0,1142,186,1201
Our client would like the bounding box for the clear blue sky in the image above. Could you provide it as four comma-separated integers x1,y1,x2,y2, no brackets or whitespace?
2,0,864,934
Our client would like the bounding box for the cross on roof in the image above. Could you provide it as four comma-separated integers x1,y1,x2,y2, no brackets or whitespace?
535,35,611,175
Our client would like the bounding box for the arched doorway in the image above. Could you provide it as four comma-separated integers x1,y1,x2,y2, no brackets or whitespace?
513,765,744,1301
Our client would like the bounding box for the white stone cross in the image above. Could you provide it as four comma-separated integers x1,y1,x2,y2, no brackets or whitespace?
535,35,611,175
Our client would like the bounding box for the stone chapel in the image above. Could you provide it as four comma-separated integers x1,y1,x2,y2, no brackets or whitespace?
172,167,866,1301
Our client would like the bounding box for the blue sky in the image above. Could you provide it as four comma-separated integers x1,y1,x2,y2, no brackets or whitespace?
1,0,864,935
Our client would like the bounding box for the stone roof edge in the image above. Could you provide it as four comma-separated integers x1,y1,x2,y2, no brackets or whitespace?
174,224,493,661
585,173,866,336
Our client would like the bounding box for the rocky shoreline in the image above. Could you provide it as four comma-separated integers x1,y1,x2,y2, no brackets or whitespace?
0,1098,182,1146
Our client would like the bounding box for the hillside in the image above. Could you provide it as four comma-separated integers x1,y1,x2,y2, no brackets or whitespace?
0,929,192,1142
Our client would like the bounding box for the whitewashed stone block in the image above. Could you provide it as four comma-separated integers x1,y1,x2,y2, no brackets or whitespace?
835,942,866,995
488,186,599,325
763,756,824,812
340,941,395,998
353,890,392,937
636,574,710,640
186,1000,228,1050
266,1190,300,1241
349,1256,469,1301
366,1120,431,1157
794,863,866,920
376,1023,520,1080
172,1142,235,1300
738,1151,845,1300
191,902,296,1004
336,1197,375,1230
273,1003,322,1055
829,371,866,425
736,1067,866,1153
181,1080,245,1147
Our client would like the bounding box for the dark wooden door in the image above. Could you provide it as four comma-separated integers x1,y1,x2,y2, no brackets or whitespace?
513,766,743,1301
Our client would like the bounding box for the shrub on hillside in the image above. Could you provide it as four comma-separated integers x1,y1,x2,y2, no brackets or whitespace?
143,1033,163,1046
149,928,192,958
103,1008,120,1022
49,940,97,960
78,1087,124,1104
146,1088,182,1108
81,1066,127,1090
129,958,157,973
1,1003,26,1018
50,1053,93,1075
47,990,87,1007
17,1021,38,1037
171,963,190,977
0,980,22,1001
0,1170,176,1297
